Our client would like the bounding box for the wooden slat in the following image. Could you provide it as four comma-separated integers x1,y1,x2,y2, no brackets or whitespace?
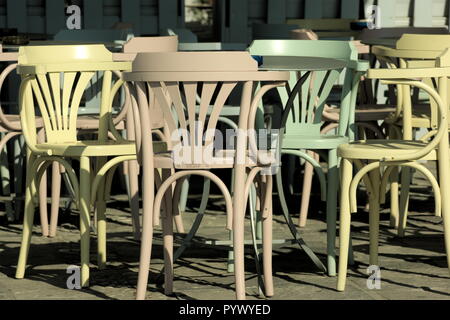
121,0,141,35
267,0,286,24
158,0,178,30
305,0,322,19
341,0,359,19
83,0,103,29
414,0,433,27
229,0,248,42
45,0,65,35
377,0,396,28
7,0,26,32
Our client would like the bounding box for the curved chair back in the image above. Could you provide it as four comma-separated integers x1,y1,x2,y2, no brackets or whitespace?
373,34,450,130
17,45,131,150
248,40,366,138
125,51,287,167
122,36,179,131
0,45,19,131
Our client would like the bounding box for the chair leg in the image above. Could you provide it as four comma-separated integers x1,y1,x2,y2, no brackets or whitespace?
368,169,381,266
389,167,400,228
15,152,37,279
398,168,411,237
79,156,91,287
49,162,61,237
337,158,352,292
13,136,25,220
179,178,189,213
287,155,296,195
326,149,339,277
38,169,49,237
128,159,141,240
262,175,274,297
298,151,316,227
161,169,174,295
0,134,14,222
95,156,108,270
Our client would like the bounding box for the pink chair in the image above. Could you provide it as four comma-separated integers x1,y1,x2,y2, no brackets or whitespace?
124,51,289,300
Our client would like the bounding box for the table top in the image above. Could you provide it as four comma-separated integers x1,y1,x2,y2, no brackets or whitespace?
178,42,247,51
360,37,397,48
259,56,347,72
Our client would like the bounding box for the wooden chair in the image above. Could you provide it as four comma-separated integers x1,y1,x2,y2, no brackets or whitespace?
248,39,369,276
125,51,288,300
0,46,60,237
15,45,133,288
372,34,450,235
337,49,450,292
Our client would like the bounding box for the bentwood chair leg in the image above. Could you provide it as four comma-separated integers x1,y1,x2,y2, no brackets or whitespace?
298,151,316,227
162,169,174,295
49,162,61,237
128,159,141,240
79,156,91,287
388,126,400,228
16,152,37,279
398,168,412,237
262,175,274,297
38,169,49,237
179,178,189,214
13,136,25,220
368,169,381,266
0,134,14,221
326,149,339,277
389,167,400,228
337,158,352,292
96,157,108,270
37,130,49,237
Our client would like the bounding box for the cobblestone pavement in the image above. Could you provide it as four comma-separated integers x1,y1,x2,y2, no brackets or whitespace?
0,172,449,300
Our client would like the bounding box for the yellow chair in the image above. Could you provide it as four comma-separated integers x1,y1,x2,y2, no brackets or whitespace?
336,49,450,291
15,45,133,287
372,34,450,234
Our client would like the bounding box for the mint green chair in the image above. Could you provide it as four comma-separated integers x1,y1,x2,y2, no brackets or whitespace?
248,40,369,276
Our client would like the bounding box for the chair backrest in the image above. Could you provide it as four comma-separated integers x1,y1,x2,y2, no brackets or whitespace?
53,29,133,115
162,28,198,43
248,40,360,137
290,29,319,40
122,36,179,130
123,36,178,53
127,51,287,166
17,45,131,148
373,34,450,129
359,27,449,42
252,23,298,40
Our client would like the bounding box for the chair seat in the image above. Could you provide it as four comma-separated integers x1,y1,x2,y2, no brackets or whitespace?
337,139,437,160
37,140,136,157
282,134,349,149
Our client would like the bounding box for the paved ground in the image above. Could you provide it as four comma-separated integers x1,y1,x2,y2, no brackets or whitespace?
0,171,449,300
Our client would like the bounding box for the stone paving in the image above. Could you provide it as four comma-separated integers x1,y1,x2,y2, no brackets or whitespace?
0,172,449,300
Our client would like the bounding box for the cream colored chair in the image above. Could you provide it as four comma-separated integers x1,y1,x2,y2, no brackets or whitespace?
337,49,450,291
15,45,133,287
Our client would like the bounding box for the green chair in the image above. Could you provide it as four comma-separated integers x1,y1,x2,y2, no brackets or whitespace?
248,39,369,276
